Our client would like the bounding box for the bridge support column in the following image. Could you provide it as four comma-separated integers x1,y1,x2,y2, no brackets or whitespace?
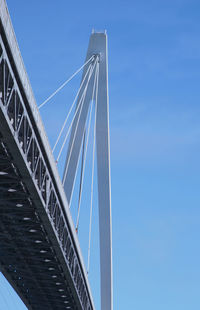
63,32,113,310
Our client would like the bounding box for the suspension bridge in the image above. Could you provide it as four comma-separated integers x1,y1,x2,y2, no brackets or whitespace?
0,0,112,309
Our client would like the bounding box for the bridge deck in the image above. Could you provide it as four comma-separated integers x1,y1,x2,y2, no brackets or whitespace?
0,1,94,309
0,140,76,309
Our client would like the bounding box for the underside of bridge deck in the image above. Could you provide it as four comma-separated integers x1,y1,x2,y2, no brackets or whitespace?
0,4,93,309
0,140,79,309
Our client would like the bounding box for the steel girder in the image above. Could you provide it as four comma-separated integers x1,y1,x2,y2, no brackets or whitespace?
0,22,93,310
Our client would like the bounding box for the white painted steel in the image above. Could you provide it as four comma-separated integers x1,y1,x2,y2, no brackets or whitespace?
63,32,113,310
0,1,95,308
95,33,113,310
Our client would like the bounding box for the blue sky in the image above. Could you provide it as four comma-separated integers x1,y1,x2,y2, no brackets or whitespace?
1,0,200,309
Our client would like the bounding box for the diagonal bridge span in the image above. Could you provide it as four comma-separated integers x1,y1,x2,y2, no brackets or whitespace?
0,0,96,309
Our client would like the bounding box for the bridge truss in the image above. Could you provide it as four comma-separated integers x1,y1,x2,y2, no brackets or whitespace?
0,1,112,309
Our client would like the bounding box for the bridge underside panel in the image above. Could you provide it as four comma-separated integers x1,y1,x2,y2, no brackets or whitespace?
0,141,76,310
0,12,93,310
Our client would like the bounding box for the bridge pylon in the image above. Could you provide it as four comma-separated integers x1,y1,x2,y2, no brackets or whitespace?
63,32,113,310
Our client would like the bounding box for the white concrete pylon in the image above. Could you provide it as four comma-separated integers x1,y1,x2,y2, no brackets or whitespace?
63,32,113,310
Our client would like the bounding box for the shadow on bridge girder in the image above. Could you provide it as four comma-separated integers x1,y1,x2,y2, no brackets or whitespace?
0,3,94,308
0,140,77,309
